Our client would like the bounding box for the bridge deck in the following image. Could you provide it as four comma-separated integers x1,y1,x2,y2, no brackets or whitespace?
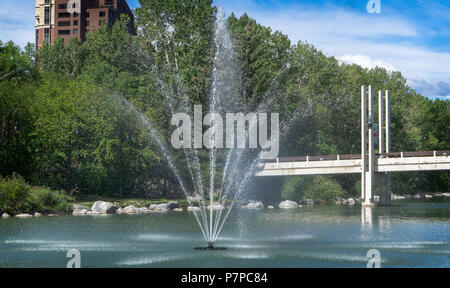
256,150,450,176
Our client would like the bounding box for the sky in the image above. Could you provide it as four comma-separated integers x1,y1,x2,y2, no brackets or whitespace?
1,0,449,100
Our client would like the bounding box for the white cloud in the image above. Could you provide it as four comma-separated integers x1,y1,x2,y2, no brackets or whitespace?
336,55,397,71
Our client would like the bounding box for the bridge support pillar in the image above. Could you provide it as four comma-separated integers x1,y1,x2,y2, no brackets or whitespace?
379,91,392,206
362,86,375,207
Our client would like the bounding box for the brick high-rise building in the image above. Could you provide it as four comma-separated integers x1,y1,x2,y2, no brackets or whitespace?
35,0,135,49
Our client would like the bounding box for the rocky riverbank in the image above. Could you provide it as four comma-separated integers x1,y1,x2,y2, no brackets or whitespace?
1,193,449,218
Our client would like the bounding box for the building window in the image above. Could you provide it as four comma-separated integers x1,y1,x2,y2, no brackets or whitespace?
58,30,70,35
85,21,90,26
44,7,50,24
73,20,78,25
99,11,105,17
59,4,67,9
44,28,50,44
73,12,79,17
73,29,78,35
45,0,50,3
59,21,71,26
35,29,39,49
58,13,71,18
85,12,90,18
104,0,114,7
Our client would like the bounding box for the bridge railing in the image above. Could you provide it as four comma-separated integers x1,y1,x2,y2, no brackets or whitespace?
261,150,450,163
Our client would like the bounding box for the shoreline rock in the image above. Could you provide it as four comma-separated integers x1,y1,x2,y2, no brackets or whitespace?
342,198,356,206
2,213,10,218
246,201,264,209
207,203,225,210
279,200,298,209
117,205,151,214
187,206,201,212
91,201,118,214
73,208,90,215
15,213,33,218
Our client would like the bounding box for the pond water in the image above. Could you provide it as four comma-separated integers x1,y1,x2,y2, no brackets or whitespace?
0,200,449,268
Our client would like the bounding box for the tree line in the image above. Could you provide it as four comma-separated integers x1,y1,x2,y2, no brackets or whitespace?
0,0,448,203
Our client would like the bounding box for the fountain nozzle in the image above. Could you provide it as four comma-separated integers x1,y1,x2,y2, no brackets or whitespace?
194,242,226,251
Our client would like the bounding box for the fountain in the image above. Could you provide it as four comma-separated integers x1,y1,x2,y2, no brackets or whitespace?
120,6,310,250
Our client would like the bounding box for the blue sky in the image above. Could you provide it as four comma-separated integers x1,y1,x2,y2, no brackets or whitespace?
1,0,449,99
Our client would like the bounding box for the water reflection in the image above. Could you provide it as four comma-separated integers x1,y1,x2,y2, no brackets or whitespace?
361,206,374,229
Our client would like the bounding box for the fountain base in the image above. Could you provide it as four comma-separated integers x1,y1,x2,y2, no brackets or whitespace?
195,242,226,251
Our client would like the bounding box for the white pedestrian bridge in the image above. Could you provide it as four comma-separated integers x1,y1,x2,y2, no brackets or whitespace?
256,151,450,177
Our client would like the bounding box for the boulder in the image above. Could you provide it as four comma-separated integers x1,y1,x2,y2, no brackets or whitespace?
343,198,355,206
374,195,380,202
91,201,118,214
335,198,344,205
2,213,10,218
167,201,179,210
73,208,89,215
15,213,33,218
34,212,42,217
391,194,406,200
47,214,59,216
207,203,225,210
425,194,433,199
268,205,274,209
413,193,425,199
173,208,184,212
278,200,298,209
302,199,314,205
246,201,264,209
149,202,178,212
122,205,151,214
187,206,201,212
151,204,169,212
86,211,105,215
404,194,412,199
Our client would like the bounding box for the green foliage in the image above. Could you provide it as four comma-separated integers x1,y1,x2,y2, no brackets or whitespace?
0,41,36,81
28,186,73,213
0,174,32,215
281,176,345,204
0,2,448,203
0,174,71,215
